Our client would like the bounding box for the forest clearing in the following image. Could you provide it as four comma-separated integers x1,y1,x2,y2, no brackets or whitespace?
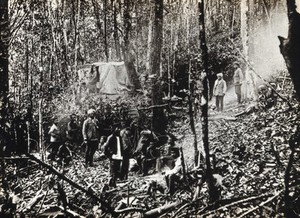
1,0,300,217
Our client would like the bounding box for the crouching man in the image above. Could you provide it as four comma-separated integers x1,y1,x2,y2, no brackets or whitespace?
103,126,123,187
164,150,183,195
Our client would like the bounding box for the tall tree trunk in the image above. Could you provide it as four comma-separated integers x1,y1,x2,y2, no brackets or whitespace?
113,0,121,61
188,72,198,165
146,2,153,74
279,0,300,100
0,0,9,125
123,0,141,91
74,0,81,73
198,0,219,202
240,0,250,100
149,0,165,135
104,0,109,62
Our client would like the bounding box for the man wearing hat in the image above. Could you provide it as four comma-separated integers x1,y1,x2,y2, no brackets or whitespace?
233,62,243,104
213,73,227,112
82,108,99,167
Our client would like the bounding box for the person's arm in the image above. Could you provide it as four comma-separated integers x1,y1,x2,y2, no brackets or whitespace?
223,80,227,95
239,69,244,82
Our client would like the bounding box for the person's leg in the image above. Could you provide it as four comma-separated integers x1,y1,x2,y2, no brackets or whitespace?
120,152,129,180
215,96,220,111
85,142,91,165
110,160,121,187
220,96,224,112
142,157,148,176
52,142,60,160
109,160,117,187
156,157,162,173
236,85,241,103
89,141,98,166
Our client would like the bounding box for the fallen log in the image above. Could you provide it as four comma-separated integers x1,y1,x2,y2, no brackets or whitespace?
3,156,29,160
237,191,283,218
26,154,115,215
144,201,181,218
200,192,273,217
25,190,45,211
58,206,85,218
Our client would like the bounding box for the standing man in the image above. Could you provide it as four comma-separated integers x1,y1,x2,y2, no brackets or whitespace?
103,126,123,187
213,73,227,112
48,117,61,160
120,120,133,180
66,114,79,151
233,62,243,104
82,109,99,167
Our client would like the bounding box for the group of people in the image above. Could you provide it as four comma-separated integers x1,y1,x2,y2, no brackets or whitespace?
47,108,180,188
213,62,245,112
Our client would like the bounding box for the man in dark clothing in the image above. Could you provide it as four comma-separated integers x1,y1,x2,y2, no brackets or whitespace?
120,120,133,180
82,109,99,167
103,127,123,187
134,129,158,176
57,141,72,165
66,114,79,151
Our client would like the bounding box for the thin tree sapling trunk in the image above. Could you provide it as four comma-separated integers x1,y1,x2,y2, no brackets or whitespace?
148,0,165,135
123,0,141,91
198,0,219,202
0,0,9,125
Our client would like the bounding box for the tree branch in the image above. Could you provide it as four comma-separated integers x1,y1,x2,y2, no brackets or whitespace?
26,154,115,215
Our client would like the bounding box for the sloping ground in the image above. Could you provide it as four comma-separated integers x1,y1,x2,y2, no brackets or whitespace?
1,76,299,217
174,77,300,217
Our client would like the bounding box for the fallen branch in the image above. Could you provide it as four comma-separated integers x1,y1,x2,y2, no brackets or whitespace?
58,206,85,218
3,156,29,160
144,201,181,218
25,190,45,211
114,207,145,214
200,192,273,217
237,191,283,218
26,154,115,215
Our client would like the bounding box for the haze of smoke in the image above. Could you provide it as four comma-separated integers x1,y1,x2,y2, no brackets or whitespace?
250,8,288,84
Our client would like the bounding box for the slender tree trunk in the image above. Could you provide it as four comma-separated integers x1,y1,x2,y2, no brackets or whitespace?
104,0,109,62
123,0,141,91
241,0,250,100
0,0,9,125
74,0,81,73
198,0,219,202
146,2,153,74
113,0,121,61
149,0,165,135
279,0,300,100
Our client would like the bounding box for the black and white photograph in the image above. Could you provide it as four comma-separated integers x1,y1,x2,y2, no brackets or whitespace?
0,0,300,217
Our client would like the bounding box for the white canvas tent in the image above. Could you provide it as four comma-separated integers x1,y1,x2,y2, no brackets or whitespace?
77,62,132,96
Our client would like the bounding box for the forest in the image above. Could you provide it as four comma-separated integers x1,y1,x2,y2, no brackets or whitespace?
0,0,300,217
